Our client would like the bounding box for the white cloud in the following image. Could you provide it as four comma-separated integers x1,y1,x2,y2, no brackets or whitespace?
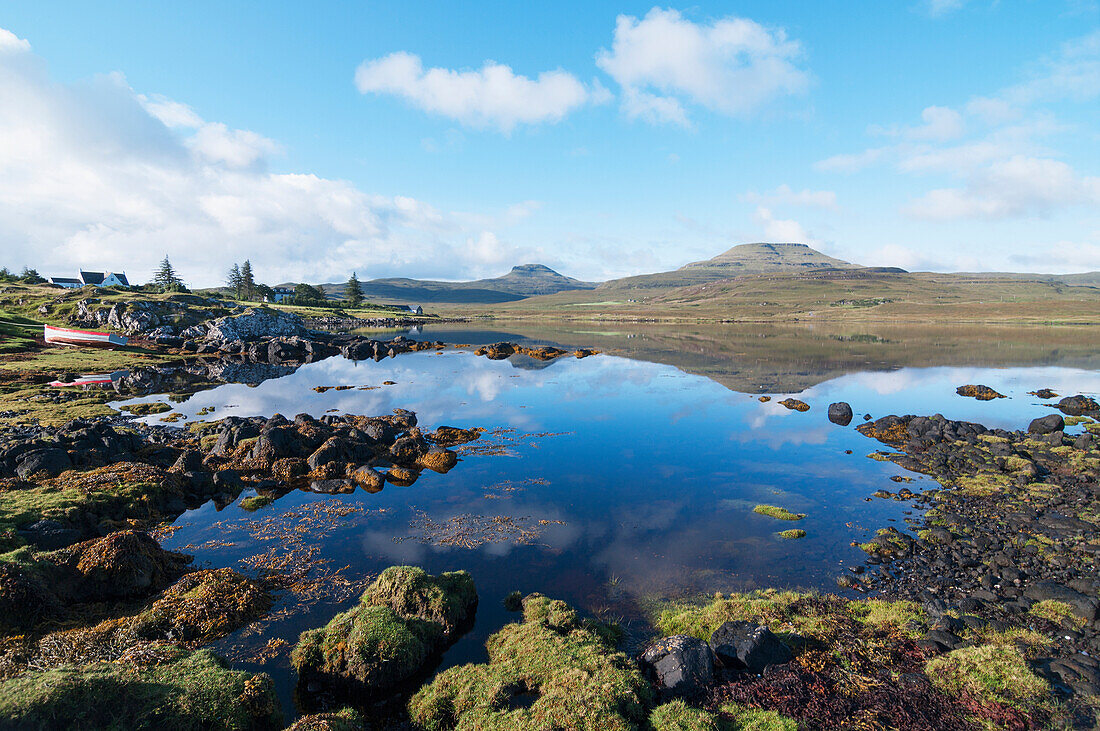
596,8,809,124
818,31,1100,223
925,0,968,17
354,51,598,133
752,206,816,244
814,147,887,173
0,29,537,286
742,184,837,209
903,155,1100,220
1003,29,1100,105
0,27,31,54
621,88,689,126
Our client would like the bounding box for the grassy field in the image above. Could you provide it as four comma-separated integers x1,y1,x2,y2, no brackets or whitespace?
435,270,1100,325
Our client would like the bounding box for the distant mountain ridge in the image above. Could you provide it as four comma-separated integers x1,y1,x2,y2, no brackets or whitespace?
319,264,597,304
600,242,876,291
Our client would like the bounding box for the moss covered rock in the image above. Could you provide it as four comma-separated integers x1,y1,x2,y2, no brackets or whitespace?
0,649,282,730
408,593,651,731
362,565,477,637
292,566,476,693
285,708,363,730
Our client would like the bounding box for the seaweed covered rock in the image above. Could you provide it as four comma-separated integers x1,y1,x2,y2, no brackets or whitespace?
0,648,282,730
49,530,192,601
292,566,477,693
955,384,1005,400
777,398,809,412
1056,394,1100,416
429,426,483,447
130,568,272,644
408,593,651,730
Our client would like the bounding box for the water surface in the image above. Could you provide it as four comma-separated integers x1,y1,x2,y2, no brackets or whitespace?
111,324,1100,716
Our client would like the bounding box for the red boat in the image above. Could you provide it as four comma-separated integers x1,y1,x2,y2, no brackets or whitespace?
43,325,128,348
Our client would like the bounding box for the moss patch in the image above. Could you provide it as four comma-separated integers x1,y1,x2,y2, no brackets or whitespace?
752,505,805,521
649,699,720,730
239,495,274,512
0,648,282,730
718,703,798,730
408,594,650,731
925,644,1054,722
1028,599,1085,628
119,402,172,416
292,566,477,693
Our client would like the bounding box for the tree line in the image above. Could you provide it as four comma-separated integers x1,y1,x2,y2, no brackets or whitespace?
3,256,370,310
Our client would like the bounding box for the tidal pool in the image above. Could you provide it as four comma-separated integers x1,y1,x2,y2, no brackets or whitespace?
113,342,1100,716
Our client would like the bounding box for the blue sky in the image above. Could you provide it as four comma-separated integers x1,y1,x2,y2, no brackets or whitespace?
1,1,1098,286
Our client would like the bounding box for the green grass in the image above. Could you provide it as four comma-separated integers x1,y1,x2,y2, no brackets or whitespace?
0,649,282,730
649,700,720,730
0,463,187,551
777,529,806,539
925,645,1054,718
408,594,650,731
753,505,805,521
363,566,477,634
1028,599,1085,628
239,495,274,512
718,703,798,731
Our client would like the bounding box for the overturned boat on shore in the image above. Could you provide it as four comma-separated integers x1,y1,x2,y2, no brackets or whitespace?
43,325,128,348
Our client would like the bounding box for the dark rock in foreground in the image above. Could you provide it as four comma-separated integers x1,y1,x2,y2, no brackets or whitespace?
641,634,715,699
709,620,793,674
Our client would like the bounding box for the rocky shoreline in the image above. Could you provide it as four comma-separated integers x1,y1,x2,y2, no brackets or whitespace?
0,302,1098,729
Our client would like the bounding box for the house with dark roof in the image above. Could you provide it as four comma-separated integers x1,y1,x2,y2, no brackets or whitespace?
48,271,131,288
79,271,130,288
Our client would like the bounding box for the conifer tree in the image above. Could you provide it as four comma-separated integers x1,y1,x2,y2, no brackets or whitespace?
226,263,242,299
240,260,255,301
153,256,183,292
344,271,363,307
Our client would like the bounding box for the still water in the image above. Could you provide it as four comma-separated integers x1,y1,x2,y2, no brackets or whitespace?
112,326,1100,715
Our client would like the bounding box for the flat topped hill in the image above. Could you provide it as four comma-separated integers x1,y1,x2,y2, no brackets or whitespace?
681,242,859,272
600,242,866,290
321,264,596,304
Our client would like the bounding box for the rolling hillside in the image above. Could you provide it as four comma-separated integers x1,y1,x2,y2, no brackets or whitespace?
320,264,596,304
